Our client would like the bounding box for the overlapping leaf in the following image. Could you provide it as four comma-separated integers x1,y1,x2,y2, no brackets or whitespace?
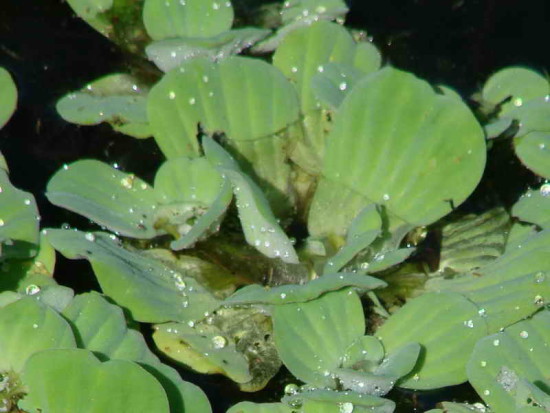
46,229,219,323
56,74,151,138
148,56,300,211
467,310,550,412
308,67,486,240
376,292,489,389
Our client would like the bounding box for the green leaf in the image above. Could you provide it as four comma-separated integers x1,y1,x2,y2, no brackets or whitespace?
204,138,299,263
45,229,219,323
376,292,489,389
282,389,396,413
154,306,280,391
515,131,550,179
512,185,550,229
146,28,269,72
143,0,234,40
438,207,510,273
341,335,385,371
272,289,365,388
223,272,386,306
0,67,17,129
280,0,349,25
323,205,382,273
308,67,486,239
56,74,151,139
481,67,550,115
426,402,491,413
254,0,350,53
333,342,420,396
228,402,294,413
153,156,230,248
154,322,251,384
65,0,113,36
273,21,381,173
62,292,211,413
428,229,550,333
148,56,300,210
467,310,550,413
0,169,40,260
365,248,415,273
311,62,366,109
20,349,169,412
46,160,158,238
0,298,75,373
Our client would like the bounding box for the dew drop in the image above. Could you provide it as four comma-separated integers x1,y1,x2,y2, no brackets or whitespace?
189,97,196,105
291,66,298,73
339,82,347,91
464,319,474,328
513,97,523,107
120,175,135,189
493,339,500,346
212,2,220,10
540,183,550,197
280,293,287,299
168,91,176,99
339,402,353,413
212,335,227,349
520,330,529,339
0,219,4,227
26,284,41,295
382,193,390,201
84,232,96,242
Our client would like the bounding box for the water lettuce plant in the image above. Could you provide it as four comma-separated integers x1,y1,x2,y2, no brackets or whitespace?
1,0,550,411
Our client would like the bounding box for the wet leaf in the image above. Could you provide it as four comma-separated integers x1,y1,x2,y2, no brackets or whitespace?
146,28,269,72
273,21,381,173
308,67,486,241
376,292,489,389
512,185,550,229
0,298,75,373
46,160,158,239
272,289,365,388
154,306,280,391
223,272,386,306
467,310,550,412
0,67,17,129
482,66,550,115
46,229,219,323
63,292,212,412
282,389,395,413
148,56,300,211
204,138,299,263
20,349,169,412
143,0,234,40
0,168,40,261
56,74,151,139
153,156,229,248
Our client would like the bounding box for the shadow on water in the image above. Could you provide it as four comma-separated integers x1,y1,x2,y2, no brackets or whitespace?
1,0,549,410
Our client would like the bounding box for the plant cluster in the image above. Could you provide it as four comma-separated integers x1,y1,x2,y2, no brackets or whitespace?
0,0,549,412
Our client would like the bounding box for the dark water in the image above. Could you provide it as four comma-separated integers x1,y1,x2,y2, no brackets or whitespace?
1,0,549,411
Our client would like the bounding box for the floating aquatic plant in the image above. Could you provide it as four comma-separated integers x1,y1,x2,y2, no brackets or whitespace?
1,1,549,412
